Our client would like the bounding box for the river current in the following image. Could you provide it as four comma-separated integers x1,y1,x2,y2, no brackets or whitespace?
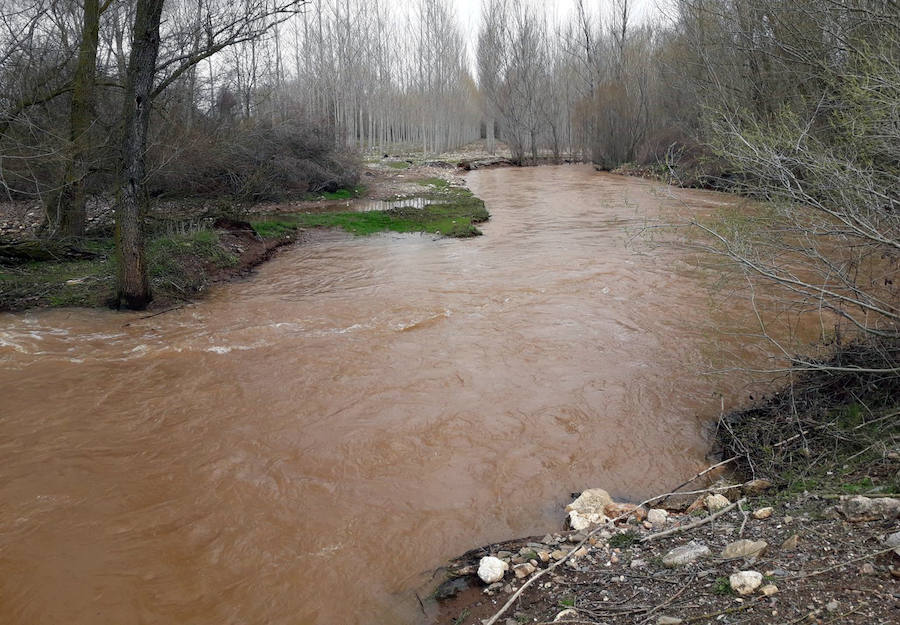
1,166,787,624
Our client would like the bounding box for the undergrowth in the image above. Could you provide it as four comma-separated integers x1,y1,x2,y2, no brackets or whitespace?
716,339,900,498
1,229,252,311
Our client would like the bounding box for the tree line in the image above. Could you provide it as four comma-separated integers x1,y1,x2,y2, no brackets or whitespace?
1,0,897,340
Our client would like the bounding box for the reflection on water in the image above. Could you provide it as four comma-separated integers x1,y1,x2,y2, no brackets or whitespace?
0,166,804,625
354,196,434,212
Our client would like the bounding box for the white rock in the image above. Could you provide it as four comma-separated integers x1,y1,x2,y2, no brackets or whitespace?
721,539,768,559
753,507,774,519
553,609,579,622
662,542,710,567
729,570,763,595
760,584,778,597
566,489,613,529
647,508,669,526
705,494,731,512
839,496,900,522
477,556,509,584
657,617,683,625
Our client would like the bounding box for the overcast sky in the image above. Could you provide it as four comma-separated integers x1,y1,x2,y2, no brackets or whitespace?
447,0,666,58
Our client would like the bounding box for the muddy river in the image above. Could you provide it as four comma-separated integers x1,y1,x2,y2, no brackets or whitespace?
1,166,795,624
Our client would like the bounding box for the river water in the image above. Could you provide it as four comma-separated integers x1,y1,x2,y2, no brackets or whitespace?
1,166,789,624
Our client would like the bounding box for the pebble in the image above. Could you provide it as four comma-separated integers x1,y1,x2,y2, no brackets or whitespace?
553,609,579,622
513,563,536,579
483,582,503,596
825,600,839,613
884,530,900,555
781,534,800,551
572,546,588,558
631,558,647,568
705,494,731,512
729,570,763,595
860,562,876,575
657,617,683,625
760,584,779,596
662,542,710,567
647,508,669,526
743,479,773,494
550,550,568,560
753,507,774,519
537,550,551,563
722,539,768,559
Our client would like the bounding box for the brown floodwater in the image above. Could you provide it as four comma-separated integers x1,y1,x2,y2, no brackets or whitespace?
0,166,805,625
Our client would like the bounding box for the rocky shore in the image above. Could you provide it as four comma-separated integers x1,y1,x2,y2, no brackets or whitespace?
432,483,899,625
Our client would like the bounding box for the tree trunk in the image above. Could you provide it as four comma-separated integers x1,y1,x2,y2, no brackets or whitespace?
114,0,165,310
50,0,101,238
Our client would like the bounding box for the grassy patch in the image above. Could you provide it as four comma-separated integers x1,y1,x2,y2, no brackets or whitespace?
319,186,365,201
416,177,451,189
0,239,115,309
713,577,735,596
385,161,411,169
609,530,639,548
251,221,302,239
1,229,245,311
282,188,489,238
558,595,576,608
146,230,238,298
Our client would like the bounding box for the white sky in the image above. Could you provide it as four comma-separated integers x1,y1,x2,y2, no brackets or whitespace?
446,0,667,59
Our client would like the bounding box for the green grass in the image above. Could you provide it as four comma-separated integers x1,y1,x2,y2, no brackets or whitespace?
385,161,411,169
713,577,735,596
146,230,238,297
0,239,115,309
260,188,489,238
251,221,302,239
319,186,365,201
609,530,639,548
416,177,451,189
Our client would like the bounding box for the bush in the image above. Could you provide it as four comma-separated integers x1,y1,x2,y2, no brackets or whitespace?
148,117,361,202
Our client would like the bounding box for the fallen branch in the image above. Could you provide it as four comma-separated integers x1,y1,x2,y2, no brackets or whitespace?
640,499,745,544
659,456,739,505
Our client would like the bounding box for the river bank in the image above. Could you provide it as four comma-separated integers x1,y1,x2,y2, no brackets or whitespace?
0,156,489,312
428,341,899,625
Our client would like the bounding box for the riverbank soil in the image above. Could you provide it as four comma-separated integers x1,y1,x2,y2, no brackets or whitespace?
431,343,899,625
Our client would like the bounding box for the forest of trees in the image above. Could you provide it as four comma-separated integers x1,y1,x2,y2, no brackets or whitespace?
1,0,897,322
